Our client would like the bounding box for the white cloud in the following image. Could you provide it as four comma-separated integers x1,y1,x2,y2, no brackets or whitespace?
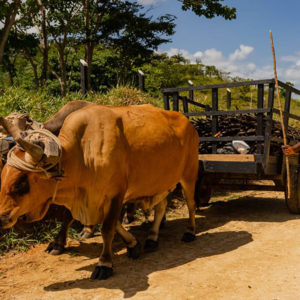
164,45,257,79
162,45,300,89
229,45,254,61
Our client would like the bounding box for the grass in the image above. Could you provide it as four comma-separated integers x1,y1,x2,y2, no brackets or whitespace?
0,86,161,122
0,219,85,256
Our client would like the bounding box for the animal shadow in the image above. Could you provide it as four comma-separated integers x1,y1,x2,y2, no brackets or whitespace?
45,216,252,297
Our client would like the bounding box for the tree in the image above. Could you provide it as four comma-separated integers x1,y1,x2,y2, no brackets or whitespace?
107,10,175,86
79,1,175,89
1,32,39,87
0,0,22,63
179,0,236,19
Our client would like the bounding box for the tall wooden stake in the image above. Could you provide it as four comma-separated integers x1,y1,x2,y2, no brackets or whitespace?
269,30,291,198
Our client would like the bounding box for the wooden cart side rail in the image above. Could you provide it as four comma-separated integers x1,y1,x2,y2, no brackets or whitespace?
199,154,255,162
273,108,300,122
161,78,275,93
198,135,265,142
162,78,300,95
278,80,300,96
184,108,271,117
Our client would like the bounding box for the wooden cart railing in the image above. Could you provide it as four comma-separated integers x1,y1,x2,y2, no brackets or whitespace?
162,79,300,212
162,78,300,167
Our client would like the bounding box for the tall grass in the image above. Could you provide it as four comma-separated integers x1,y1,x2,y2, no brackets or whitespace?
0,86,161,122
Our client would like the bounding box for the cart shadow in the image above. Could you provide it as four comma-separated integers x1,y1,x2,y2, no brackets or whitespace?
44,219,252,297
198,195,300,226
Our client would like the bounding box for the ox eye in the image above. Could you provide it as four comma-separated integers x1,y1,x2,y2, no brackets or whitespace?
11,174,30,196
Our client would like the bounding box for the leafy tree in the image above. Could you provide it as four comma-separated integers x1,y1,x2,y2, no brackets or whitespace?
79,1,175,89
107,10,175,86
179,0,236,19
1,32,39,87
0,0,22,63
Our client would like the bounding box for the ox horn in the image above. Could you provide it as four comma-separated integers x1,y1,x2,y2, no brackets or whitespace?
0,116,44,162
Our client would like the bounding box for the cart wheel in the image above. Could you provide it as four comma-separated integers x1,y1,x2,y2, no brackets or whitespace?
285,164,300,214
195,176,212,207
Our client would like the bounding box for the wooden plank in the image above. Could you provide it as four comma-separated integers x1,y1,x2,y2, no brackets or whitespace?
202,161,257,174
273,109,300,121
184,108,270,117
161,79,275,93
198,135,265,142
216,184,285,191
284,90,292,132
182,96,189,114
278,80,300,96
212,88,218,153
163,94,170,110
185,98,211,109
263,83,275,168
173,92,179,111
199,154,255,162
256,84,264,154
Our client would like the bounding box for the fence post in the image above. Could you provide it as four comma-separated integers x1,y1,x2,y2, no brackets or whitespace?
138,70,145,91
80,59,88,96
226,88,231,109
188,80,194,101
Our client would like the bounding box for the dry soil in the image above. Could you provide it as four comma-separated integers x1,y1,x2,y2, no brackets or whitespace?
1,190,300,300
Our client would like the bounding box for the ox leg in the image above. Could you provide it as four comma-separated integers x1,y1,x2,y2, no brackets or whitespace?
79,225,96,239
46,209,74,255
144,197,167,252
180,180,196,242
91,196,123,280
115,220,141,259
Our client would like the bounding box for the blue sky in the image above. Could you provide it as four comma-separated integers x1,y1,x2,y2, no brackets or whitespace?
138,0,300,88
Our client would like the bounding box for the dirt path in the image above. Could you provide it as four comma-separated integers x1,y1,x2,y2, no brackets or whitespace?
1,190,300,300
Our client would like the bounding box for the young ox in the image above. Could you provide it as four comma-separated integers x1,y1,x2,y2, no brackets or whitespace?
0,104,198,280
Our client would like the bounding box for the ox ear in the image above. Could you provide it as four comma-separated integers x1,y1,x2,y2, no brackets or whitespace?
0,117,44,162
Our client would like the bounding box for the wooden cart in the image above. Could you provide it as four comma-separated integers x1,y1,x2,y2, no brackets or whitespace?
162,79,300,213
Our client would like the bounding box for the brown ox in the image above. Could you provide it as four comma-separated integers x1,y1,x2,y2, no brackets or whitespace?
0,104,198,280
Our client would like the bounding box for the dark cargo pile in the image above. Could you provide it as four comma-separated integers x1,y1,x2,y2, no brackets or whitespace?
191,114,300,155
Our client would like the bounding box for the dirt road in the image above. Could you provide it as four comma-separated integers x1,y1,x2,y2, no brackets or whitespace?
1,190,300,300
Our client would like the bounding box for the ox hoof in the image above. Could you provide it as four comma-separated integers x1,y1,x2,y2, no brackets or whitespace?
45,242,65,255
181,232,196,243
79,229,94,239
91,266,113,280
127,240,141,259
144,239,159,252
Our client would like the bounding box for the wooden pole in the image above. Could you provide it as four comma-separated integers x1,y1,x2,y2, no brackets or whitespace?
226,88,231,109
188,80,194,101
138,70,145,91
269,30,291,198
80,59,88,96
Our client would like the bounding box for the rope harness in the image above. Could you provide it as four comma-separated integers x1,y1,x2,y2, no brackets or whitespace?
6,129,63,203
